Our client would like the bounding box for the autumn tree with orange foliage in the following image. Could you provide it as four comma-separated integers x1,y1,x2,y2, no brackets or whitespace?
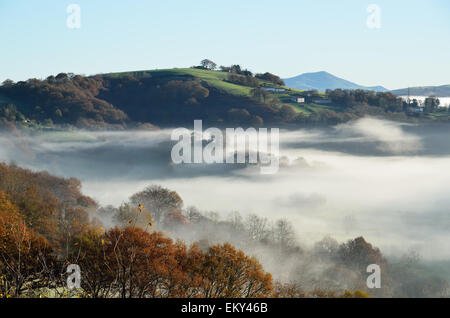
129,185,183,224
69,226,273,298
0,191,54,297
71,227,198,298
197,243,273,298
0,163,96,255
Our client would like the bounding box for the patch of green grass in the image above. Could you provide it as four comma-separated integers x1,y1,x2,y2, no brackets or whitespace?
104,68,254,97
284,102,343,114
102,68,332,110
284,103,312,114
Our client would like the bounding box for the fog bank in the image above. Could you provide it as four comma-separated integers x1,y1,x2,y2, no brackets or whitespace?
2,118,450,260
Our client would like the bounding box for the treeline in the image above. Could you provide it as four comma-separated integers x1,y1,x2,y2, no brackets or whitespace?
0,72,289,129
328,89,403,111
196,59,285,86
0,75,129,129
101,183,449,298
326,88,443,115
163,208,449,298
0,162,97,297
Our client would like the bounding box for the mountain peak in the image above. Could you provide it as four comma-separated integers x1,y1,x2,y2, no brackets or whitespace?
283,71,387,92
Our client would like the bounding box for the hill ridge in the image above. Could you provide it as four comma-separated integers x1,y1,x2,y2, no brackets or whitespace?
390,84,450,97
283,71,387,92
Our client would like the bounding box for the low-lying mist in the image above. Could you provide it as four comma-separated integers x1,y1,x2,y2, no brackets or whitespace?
2,117,450,264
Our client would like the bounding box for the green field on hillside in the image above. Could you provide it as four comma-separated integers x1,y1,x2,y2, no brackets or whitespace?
285,102,341,114
105,68,254,97
100,68,338,115
103,68,335,109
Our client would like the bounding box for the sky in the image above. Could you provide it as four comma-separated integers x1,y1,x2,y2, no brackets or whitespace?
0,0,449,89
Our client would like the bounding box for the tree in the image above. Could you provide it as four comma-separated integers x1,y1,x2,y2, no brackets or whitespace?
250,87,279,105
424,96,440,113
71,227,182,298
313,236,339,260
0,163,96,255
336,236,393,296
337,237,387,272
164,210,189,230
200,59,217,70
227,108,252,124
245,214,270,242
270,219,296,248
250,88,263,101
114,202,155,230
255,72,285,86
227,74,259,87
68,228,115,298
160,80,210,104
274,281,305,298
230,65,242,74
220,65,231,72
70,226,276,298
227,211,245,233
55,73,69,81
198,243,273,297
0,191,55,297
129,185,183,224
279,105,296,122
1,79,14,87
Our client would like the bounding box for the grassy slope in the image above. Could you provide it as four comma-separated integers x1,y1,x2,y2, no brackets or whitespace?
276,90,336,114
102,68,334,114
105,68,253,97
7,68,449,122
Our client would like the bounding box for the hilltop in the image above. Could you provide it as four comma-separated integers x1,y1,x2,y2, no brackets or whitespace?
0,67,354,129
1,64,449,130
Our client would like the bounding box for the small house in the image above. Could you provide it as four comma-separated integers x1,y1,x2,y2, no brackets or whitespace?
291,97,305,104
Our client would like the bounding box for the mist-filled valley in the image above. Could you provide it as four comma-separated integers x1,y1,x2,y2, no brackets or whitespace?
1,117,450,297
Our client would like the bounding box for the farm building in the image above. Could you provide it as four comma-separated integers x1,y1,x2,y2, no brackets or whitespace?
291,97,305,103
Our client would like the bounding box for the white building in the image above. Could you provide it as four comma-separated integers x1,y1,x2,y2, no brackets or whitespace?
291,97,305,103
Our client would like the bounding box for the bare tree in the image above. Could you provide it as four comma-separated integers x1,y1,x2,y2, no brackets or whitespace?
271,219,296,248
245,214,270,242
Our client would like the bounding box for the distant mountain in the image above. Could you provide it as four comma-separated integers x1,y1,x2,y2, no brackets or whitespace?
390,85,450,97
283,71,387,92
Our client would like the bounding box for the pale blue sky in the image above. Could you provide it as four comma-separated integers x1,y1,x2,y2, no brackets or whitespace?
0,0,449,89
